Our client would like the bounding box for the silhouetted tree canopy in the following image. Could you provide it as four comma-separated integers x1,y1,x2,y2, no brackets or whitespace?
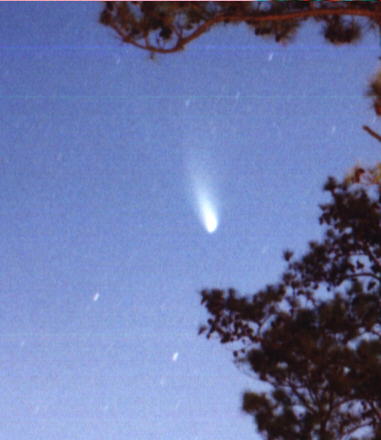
200,178,381,439
100,1,381,52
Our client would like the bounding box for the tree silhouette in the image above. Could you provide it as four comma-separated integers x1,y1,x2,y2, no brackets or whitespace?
200,177,381,439
100,1,381,53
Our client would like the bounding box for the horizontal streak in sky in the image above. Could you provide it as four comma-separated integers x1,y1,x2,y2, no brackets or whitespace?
0,94,359,100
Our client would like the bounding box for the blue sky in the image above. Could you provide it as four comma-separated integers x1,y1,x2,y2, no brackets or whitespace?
1,3,381,440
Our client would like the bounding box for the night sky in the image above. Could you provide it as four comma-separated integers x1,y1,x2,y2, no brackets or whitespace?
1,3,381,440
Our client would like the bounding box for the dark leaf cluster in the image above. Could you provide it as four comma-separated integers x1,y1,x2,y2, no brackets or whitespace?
100,2,381,54
200,178,381,440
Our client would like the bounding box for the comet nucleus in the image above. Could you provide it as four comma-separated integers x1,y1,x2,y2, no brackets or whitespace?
199,195,218,233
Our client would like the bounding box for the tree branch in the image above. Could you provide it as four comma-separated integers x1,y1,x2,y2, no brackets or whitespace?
107,5,381,54
363,125,381,143
342,271,381,283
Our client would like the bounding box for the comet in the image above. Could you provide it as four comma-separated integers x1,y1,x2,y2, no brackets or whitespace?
197,191,218,233
185,148,220,234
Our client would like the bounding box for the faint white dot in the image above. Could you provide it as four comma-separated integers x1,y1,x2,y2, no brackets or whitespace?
93,292,100,302
33,405,40,415
185,98,191,107
261,245,269,255
235,91,240,100
331,125,336,134
268,52,274,61
159,377,166,386
20,340,25,348
172,352,179,362
102,404,109,412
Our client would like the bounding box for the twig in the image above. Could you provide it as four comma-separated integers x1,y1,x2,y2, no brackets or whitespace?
363,125,381,143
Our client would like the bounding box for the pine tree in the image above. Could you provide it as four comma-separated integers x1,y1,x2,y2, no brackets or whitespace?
200,177,381,439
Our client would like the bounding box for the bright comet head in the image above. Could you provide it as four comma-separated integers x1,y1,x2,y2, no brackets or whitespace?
200,197,218,233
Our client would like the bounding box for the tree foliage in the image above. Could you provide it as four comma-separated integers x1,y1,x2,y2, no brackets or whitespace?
200,178,381,439
100,1,381,54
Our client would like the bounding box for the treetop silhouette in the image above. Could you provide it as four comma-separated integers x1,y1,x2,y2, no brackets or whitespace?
200,177,381,439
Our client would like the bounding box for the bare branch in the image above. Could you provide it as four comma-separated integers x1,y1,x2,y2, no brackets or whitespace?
363,125,381,143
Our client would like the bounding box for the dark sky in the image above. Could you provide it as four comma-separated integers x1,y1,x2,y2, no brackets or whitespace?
1,3,381,440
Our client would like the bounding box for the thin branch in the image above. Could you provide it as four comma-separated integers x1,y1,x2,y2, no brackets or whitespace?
363,125,381,143
342,271,381,283
344,419,375,438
